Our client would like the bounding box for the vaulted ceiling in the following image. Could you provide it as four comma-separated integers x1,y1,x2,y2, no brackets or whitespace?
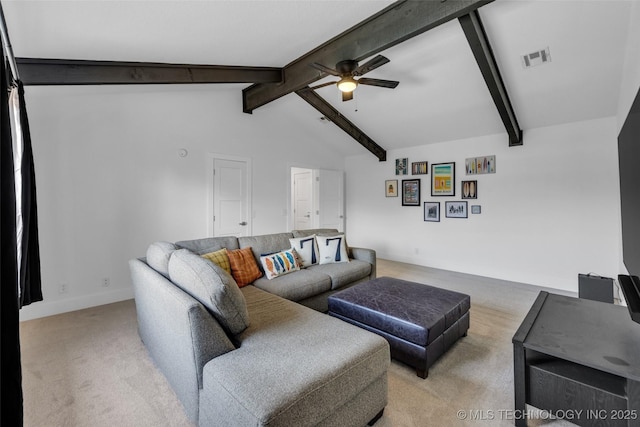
2,0,634,158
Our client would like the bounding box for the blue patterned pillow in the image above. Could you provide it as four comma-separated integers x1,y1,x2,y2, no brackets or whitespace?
260,249,300,280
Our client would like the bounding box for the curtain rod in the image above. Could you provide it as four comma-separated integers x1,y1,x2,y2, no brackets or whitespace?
0,1,20,82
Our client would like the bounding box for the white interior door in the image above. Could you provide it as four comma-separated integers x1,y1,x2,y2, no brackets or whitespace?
292,168,313,230
318,169,344,232
213,157,251,237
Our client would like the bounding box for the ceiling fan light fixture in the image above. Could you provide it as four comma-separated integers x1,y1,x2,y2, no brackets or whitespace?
337,76,357,92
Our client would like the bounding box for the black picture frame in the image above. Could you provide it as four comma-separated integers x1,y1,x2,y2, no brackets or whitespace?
424,202,440,222
462,180,478,199
431,162,455,196
445,201,468,218
402,179,421,206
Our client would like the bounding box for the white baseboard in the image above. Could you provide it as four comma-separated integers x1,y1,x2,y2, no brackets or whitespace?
376,253,579,298
19,288,135,322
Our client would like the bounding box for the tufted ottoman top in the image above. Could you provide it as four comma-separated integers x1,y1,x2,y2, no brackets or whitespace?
328,277,470,346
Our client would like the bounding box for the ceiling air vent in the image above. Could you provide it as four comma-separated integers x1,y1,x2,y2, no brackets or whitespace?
521,47,551,69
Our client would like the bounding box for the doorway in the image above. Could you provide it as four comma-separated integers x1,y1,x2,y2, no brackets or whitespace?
290,167,344,232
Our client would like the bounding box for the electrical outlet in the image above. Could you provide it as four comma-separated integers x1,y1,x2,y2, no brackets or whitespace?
59,283,68,294
101,277,110,287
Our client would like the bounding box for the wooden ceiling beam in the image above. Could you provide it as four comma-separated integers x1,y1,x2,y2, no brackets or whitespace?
16,58,282,86
459,11,522,146
243,0,494,114
295,87,386,161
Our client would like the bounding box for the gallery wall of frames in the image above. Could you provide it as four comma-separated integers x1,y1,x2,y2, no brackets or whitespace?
386,155,495,222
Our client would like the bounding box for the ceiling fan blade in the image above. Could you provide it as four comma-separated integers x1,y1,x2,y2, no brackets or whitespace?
354,55,390,76
309,81,337,90
357,77,399,89
342,91,354,102
310,62,341,77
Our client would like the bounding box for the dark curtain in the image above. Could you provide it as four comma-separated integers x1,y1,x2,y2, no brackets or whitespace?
1,51,23,425
1,39,42,423
16,81,42,308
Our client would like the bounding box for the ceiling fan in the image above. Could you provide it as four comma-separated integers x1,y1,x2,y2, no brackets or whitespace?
309,55,399,101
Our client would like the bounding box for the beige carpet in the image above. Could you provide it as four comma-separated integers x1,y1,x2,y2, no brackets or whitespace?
20,259,574,426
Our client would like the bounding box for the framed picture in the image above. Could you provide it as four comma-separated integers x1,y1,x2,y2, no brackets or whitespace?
402,179,421,206
395,158,408,175
462,180,478,199
385,180,398,197
431,162,455,196
424,202,440,222
445,201,468,218
471,205,482,214
412,161,428,175
465,155,496,175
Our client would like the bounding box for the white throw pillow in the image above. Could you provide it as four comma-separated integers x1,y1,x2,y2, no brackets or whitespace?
316,235,349,264
289,235,319,267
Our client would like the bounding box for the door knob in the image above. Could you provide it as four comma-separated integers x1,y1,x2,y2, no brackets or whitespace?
239,221,247,226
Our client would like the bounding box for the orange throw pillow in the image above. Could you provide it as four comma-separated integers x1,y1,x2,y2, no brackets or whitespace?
226,247,262,287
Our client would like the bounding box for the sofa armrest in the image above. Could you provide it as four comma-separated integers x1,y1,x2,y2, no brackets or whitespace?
130,258,235,423
349,247,376,279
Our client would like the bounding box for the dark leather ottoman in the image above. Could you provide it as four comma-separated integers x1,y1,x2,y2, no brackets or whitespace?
328,276,470,378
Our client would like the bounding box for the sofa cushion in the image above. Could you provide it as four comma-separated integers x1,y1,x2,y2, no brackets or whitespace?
227,247,263,287
146,241,177,277
176,236,240,255
238,233,294,268
316,235,349,264
252,269,331,301
202,248,231,275
168,249,249,335
308,259,372,290
199,285,390,427
289,235,319,267
260,249,300,280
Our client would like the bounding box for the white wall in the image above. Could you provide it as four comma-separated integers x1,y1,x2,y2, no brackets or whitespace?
617,0,640,132
346,117,621,292
20,85,346,320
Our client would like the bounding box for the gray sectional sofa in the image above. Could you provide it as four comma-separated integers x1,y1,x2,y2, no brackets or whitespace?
177,228,377,312
129,229,390,426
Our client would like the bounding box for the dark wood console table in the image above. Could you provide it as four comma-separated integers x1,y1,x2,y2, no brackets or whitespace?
513,292,640,426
